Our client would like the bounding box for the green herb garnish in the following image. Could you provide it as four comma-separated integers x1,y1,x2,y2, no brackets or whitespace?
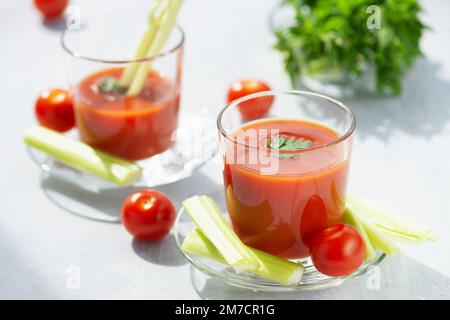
274,0,426,95
98,77,127,94
268,135,312,151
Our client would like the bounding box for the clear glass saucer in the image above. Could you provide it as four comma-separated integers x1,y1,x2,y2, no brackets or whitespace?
174,190,386,292
27,110,218,192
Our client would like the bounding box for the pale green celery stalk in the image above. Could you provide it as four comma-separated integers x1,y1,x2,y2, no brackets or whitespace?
347,195,436,242
182,229,304,285
344,207,377,261
182,196,261,273
346,204,401,256
377,229,421,244
118,0,166,87
24,126,142,186
127,0,183,96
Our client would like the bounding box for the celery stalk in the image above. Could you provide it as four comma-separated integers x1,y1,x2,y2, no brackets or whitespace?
126,0,183,96
24,126,142,186
182,196,261,273
375,229,422,244
344,207,377,260
346,204,401,256
182,229,304,286
347,195,436,242
118,0,166,87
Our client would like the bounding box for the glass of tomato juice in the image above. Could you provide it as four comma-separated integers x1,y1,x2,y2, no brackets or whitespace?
217,91,356,259
61,14,184,163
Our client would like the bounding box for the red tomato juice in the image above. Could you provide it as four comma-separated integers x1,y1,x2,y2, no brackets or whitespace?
223,119,351,259
73,67,180,161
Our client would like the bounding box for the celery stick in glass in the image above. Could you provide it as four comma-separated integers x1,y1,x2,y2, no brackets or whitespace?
127,0,183,96
182,195,261,273
24,126,142,186
182,229,304,286
344,207,377,260
118,0,166,87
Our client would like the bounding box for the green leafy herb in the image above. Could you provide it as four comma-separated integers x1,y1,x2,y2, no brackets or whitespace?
274,0,427,95
268,135,312,152
98,77,127,94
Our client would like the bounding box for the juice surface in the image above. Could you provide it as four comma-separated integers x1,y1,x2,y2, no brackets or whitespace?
74,67,180,161
223,119,351,259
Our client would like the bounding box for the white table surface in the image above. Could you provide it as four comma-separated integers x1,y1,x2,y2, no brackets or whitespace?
0,0,449,299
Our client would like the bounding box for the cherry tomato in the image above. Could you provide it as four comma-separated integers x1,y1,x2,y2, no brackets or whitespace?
227,79,274,120
309,224,365,277
35,88,75,133
121,190,176,241
34,0,68,19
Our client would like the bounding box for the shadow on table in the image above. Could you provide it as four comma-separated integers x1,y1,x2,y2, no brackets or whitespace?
192,255,450,300
298,59,450,142
0,232,56,299
132,235,187,267
343,58,450,142
40,170,218,223
42,17,66,32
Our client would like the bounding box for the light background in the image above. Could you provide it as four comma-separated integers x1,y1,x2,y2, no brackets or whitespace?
0,0,449,299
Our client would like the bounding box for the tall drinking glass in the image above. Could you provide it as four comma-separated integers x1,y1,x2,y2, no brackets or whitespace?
217,91,356,259
62,13,184,171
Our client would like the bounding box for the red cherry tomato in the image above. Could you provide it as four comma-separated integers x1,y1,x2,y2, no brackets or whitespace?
121,190,176,241
227,79,274,120
35,88,75,133
309,224,365,277
34,0,68,19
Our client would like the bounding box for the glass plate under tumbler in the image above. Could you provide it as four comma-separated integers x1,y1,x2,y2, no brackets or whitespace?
175,90,385,291
27,12,217,222
28,13,218,191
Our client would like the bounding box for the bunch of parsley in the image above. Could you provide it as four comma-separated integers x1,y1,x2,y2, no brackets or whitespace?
274,0,426,95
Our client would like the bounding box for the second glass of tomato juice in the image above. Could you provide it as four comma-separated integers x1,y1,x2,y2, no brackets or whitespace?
217,91,356,259
61,15,183,162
